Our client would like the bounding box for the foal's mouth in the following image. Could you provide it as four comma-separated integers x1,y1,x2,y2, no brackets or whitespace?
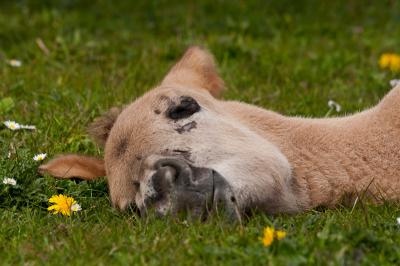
205,169,238,220
205,170,216,216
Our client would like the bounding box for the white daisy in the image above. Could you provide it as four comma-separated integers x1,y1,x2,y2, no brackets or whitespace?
4,121,21,130
21,125,36,130
390,79,400,88
3,178,17,185
397,217,400,225
71,204,82,212
8,59,22,67
33,153,47,161
328,100,341,112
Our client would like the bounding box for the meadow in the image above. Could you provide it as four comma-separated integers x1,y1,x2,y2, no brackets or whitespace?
1,0,400,265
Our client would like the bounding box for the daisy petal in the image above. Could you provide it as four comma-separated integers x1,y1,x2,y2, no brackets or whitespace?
71,204,82,212
33,153,47,161
3,121,21,130
21,125,36,130
390,79,400,88
2,178,17,185
8,59,22,67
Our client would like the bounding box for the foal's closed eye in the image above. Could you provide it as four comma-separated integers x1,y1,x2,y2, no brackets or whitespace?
169,97,200,120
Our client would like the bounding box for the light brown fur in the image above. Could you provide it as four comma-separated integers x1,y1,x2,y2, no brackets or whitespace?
38,154,105,181
39,45,400,215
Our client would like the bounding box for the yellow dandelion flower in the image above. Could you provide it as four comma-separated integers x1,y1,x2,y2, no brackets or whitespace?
260,226,275,246
47,194,77,216
379,53,400,72
379,54,391,68
276,230,286,240
259,226,286,246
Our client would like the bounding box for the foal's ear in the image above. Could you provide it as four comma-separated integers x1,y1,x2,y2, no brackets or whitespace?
161,45,225,99
87,107,121,144
38,154,105,180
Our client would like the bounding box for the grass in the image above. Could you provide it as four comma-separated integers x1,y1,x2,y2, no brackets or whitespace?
1,0,400,265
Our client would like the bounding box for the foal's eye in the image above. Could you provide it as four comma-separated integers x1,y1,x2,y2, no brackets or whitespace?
169,97,200,120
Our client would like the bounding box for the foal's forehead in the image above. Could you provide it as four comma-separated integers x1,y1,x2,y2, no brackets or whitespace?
128,86,208,112
131,87,181,107
115,87,186,127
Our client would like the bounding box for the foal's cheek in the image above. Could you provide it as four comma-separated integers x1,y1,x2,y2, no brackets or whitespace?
107,174,137,212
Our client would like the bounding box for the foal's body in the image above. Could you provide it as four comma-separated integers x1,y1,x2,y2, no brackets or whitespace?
39,46,400,219
224,91,400,209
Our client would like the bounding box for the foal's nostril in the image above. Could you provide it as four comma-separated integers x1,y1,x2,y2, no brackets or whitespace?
154,158,191,185
155,159,187,177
